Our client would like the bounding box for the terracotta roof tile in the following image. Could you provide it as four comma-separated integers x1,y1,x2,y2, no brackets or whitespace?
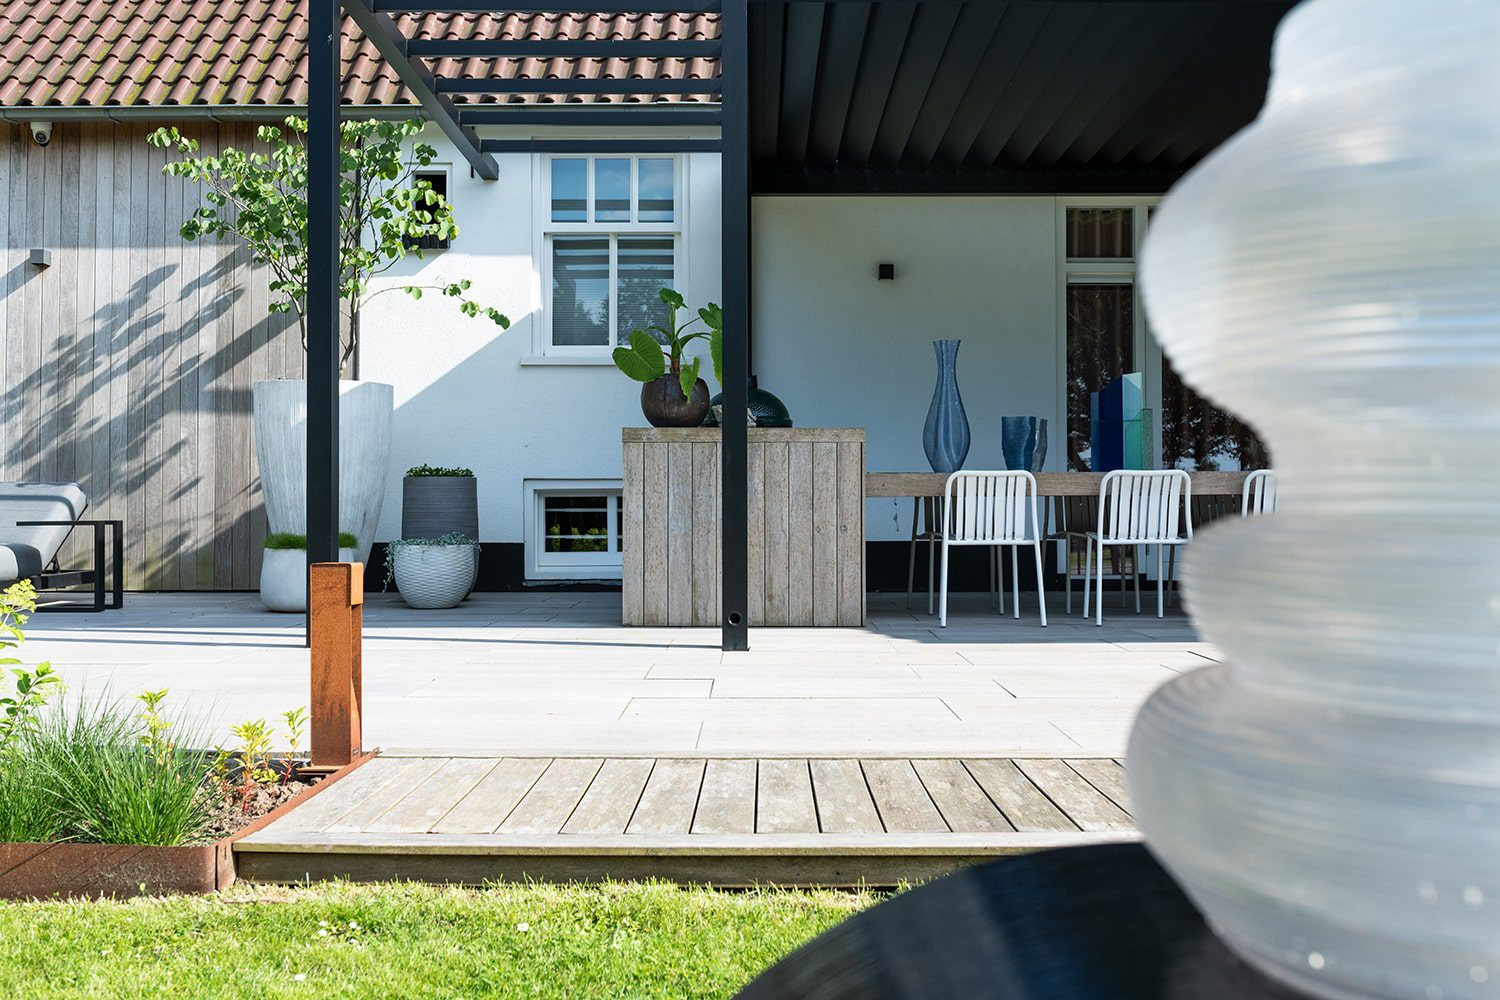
0,1,721,109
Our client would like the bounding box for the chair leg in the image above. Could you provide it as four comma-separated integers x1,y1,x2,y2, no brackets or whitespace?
1064,540,1073,615
939,540,951,627
1167,545,1177,607
906,497,920,610
1032,541,1048,627
989,547,997,611
1083,541,1093,619
1157,544,1165,618
1095,539,1106,627
1133,545,1142,615
1010,545,1020,620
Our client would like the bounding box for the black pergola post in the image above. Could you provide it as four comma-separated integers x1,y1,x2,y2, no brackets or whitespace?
307,0,342,608
720,0,750,653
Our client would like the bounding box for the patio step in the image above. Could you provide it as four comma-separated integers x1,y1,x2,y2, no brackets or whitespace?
234,755,1139,887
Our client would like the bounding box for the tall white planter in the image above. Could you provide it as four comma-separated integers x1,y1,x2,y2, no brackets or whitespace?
253,379,393,567
1129,2,1500,998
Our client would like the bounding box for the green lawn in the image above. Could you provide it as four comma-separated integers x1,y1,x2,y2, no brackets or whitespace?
0,880,878,999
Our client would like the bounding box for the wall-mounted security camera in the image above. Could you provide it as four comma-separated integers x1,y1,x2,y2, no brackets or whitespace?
30,121,52,147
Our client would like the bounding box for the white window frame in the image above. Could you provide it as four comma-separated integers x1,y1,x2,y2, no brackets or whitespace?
533,154,687,359
523,479,625,580
1054,197,1162,470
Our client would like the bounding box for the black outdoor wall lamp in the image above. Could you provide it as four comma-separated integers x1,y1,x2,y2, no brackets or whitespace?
878,263,895,281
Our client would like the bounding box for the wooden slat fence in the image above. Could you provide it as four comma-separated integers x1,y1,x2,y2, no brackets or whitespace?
1,122,301,590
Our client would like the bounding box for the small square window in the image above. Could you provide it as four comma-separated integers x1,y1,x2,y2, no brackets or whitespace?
526,482,624,580
1066,207,1133,259
405,170,450,251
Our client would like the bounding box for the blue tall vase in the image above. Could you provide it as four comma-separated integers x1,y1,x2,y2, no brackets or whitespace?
922,339,970,474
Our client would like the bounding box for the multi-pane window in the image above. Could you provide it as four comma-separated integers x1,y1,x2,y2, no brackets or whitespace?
525,482,624,579
544,156,678,353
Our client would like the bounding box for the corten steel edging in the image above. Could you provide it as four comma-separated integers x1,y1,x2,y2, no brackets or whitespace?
0,752,376,900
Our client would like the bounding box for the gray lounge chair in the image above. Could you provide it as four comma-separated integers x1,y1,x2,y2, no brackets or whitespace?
0,482,122,612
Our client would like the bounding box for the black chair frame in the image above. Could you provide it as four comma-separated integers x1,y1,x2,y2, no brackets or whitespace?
14,519,124,612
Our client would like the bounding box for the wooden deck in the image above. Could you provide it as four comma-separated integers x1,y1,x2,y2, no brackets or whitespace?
236,753,1138,886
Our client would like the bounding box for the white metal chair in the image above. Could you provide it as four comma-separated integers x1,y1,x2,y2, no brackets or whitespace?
1083,470,1192,625
938,471,1046,628
1242,469,1278,515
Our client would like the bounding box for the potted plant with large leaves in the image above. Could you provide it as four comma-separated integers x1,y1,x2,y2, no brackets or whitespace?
149,119,509,568
611,288,723,427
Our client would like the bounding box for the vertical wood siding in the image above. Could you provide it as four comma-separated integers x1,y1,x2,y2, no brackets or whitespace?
0,122,303,590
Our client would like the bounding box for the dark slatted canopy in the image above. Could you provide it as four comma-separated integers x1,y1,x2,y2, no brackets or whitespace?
748,0,1294,194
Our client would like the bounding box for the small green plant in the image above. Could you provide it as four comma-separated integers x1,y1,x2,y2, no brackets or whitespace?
0,581,62,756
282,706,309,764
263,531,359,550
383,532,478,590
134,688,173,767
611,288,724,399
405,464,474,477
229,718,278,812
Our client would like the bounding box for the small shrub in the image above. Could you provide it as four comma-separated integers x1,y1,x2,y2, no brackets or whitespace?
406,464,474,477
0,581,62,756
263,531,359,550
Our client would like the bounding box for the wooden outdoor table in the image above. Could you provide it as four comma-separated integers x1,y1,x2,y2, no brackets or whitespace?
865,470,1250,498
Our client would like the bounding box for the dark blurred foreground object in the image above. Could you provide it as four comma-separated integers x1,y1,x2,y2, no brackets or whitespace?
736,844,1310,1000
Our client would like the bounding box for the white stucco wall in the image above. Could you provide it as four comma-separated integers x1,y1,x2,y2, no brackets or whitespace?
752,196,1060,541
362,130,1071,558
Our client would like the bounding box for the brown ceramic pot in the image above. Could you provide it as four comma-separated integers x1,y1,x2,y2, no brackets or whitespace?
641,374,711,427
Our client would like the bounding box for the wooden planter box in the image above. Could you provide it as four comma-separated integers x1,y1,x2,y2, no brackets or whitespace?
0,752,376,900
621,427,866,627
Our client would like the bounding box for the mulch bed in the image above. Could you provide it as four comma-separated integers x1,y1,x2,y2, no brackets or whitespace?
202,779,317,842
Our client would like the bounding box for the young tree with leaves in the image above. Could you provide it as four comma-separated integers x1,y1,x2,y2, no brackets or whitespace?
148,118,509,374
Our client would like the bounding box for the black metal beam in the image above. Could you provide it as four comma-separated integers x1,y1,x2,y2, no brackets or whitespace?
343,0,499,180
749,164,1184,195
374,1,720,11
480,138,721,153
307,0,341,642
459,107,722,126
436,77,722,95
408,39,721,58
720,0,749,653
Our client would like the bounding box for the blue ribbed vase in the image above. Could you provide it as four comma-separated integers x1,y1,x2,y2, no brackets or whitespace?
922,339,970,474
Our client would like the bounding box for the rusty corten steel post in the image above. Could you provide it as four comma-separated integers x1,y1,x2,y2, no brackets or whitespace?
309,562,363,769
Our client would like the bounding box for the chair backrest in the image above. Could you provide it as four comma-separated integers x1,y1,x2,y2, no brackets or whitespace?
1242,469,1278,515
1096,470,1191,543
944,471,1040,544
0,482,87,584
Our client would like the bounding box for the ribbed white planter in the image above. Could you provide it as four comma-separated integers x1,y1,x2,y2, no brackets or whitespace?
393,544,478,610
252,379,393,567
1128,2,1500,998
260,547,356,613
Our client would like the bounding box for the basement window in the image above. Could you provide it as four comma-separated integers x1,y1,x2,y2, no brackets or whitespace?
524,480,624,580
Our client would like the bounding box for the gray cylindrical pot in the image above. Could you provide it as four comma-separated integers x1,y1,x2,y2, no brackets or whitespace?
401,476,478,541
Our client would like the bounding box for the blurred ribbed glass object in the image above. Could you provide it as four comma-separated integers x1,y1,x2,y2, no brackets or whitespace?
1129,0,1500,997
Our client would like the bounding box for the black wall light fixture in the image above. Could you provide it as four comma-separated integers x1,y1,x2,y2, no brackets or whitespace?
878,263,895,281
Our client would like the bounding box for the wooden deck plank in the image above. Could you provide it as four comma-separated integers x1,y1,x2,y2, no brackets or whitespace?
431,757,551,835
1015,759,1134,832
963,759,1077,832
692,759,757,835
626,758,706,835
561,758,654,835
365,759,500,835
860,760,948,833
1067,759,1133,815
500,758,605,835
261,757,417,835
912,758,1014,833
323,759,449,834
756,759,819,834
809,758,883,834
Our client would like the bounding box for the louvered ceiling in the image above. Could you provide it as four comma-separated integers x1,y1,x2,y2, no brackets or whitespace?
748,0,1294,194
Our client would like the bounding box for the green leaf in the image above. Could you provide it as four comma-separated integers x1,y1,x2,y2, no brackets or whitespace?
658,287,686,311
612,331,667,382
710,328,723,386
679,357,702,400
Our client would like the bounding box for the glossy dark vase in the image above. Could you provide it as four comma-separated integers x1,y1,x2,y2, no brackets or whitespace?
641,374,711,427
923,339,970,473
